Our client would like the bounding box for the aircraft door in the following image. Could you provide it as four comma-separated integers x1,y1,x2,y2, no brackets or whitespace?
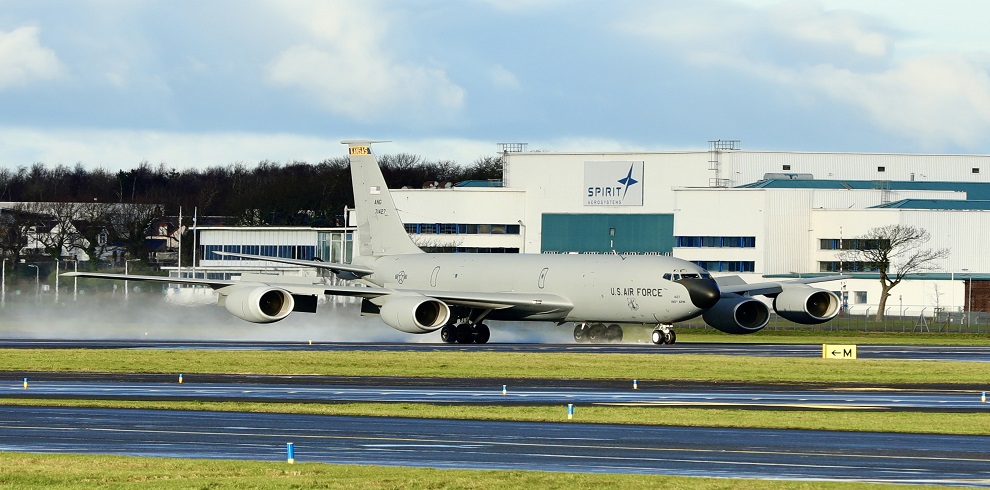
538,268,549,289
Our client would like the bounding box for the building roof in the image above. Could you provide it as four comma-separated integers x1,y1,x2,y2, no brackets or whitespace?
869,199,990,210
738,179,990,200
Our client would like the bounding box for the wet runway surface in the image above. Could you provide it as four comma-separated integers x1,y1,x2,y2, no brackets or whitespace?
3,376,989,411
1,339,989,362
1,406,988,486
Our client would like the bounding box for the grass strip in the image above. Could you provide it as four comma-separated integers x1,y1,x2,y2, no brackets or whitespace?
0,451,944,489
2,349,989,385
2,398,989,436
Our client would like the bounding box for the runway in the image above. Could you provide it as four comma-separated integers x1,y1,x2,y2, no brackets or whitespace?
1,339,988,362
1,406,988,485
3,375,989,411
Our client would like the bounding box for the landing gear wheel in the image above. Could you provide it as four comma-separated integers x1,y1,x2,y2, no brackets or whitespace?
605,324,623,343
588,323,606,343
474,323,491,344
665,330,677,345
455,324,474,344
573,323,589,343
440,325,457,344
651,329,664,345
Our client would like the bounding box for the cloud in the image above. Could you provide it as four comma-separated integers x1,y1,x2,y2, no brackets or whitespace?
0,26,66,88
262,1,465,125
0,127,499,171
810,54,990,149
617,0,990,150
490,64,521,90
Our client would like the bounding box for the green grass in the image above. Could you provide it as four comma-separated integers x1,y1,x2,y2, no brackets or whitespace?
0,452,947,489
3,348,990,385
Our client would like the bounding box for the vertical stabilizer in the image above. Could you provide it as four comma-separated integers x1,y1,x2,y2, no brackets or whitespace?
344,140,423,256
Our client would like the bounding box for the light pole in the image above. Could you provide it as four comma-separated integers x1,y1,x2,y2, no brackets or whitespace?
1,257,6,306
54,258,59,303
124,258,140,301
962,268,970,328
27,264,39,297
968,274,974,327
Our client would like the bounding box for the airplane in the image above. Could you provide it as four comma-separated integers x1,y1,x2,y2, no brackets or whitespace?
64,140,845,345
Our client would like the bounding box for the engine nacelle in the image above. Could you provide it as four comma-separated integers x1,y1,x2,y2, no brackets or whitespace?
379,294,451,334
702,295,770,334
223,286,295,323
773,286,840,324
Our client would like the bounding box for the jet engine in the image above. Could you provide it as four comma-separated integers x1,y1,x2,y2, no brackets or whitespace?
222,286,295,323
379,294,451,334
702,295,770,334
772,286,840,324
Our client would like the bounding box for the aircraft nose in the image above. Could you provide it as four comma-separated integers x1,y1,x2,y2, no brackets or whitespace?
679,278,721,309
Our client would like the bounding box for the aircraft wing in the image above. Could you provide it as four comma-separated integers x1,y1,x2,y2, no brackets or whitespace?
322,284,573,313
214,252,375,276
62,272,238,289
717,275,848,297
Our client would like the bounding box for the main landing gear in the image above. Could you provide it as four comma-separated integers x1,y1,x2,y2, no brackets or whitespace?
440,322,491,344
572,323,624,344
651,324,676,345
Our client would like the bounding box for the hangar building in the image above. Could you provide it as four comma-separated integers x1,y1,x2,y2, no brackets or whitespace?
384,144,990,319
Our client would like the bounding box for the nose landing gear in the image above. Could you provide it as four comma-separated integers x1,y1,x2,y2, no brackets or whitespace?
651,324,676,345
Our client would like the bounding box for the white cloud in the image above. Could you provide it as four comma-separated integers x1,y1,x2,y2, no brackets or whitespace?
0,26,65,88
262,1,465,125
810,55,990,149
619,1,990,149
0,128,501,171
490,64,520,90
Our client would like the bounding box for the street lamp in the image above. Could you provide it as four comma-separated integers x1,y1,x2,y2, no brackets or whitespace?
962,268,970,328
27,264,39,296
124,258,141,301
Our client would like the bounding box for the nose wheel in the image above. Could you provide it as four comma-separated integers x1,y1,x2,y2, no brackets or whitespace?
651,325,676,345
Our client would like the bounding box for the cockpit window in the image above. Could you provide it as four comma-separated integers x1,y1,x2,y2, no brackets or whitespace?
681,273,700,279
662,273,672,281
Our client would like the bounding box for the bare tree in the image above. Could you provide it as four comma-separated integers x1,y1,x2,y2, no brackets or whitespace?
839,225,948,321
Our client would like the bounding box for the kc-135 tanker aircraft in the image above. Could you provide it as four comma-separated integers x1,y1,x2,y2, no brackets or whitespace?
65,141,844,345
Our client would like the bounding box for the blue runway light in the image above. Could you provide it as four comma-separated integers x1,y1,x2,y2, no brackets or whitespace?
286,442,295,464
567,403,574,420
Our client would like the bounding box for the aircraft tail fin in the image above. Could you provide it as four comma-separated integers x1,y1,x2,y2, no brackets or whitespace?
344,140,424,257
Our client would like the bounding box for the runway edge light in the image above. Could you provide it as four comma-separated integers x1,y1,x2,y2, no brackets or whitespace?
567,404,574,420
982,391,986,403
287,442,295,464
633,379,638,390
502,384,507,395
178,374,183,384
22,378,27,389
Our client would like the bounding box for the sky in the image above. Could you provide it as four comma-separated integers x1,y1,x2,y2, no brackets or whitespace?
1,0,990,171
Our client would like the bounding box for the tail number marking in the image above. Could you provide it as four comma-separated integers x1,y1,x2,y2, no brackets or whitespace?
350,146,371,155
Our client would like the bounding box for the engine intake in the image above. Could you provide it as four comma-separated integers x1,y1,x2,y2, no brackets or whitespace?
379,294,451,334
773,286,840,324
222,286,295,323
702,295,770,334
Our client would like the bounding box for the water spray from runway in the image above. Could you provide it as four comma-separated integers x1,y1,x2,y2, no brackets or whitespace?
0,287,574,343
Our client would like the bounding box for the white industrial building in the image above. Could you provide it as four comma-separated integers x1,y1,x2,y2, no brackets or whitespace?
189,143,990,322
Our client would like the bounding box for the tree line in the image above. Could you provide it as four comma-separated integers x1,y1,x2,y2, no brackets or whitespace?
0,153,503,226
0,153,504,273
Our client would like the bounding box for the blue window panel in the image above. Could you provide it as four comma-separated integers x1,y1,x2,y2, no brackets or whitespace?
297,246,315,260
242,245,260,255
204,245,222,260
277,246,293,258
